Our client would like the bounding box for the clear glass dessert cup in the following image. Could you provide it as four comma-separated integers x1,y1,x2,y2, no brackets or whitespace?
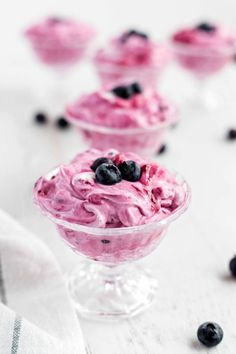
36,169,190,320
66,108,177,157
26,39,90,116
171,42,235,109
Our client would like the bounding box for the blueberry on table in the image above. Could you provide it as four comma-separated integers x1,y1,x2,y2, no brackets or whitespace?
111,85,133,99
157,144,167,155
197,322,223,347
226,129,236,140
229,255,236,277
95,163,122,185
118,161,141,182
34,112,48,125
56,117,70,130
196,23,216,32
91,157,114,172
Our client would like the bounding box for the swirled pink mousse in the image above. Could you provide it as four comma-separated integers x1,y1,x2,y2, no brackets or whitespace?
25,17,95,65
66,87,174,129
34,149,186,262
94,30,170,87
172,24,236,76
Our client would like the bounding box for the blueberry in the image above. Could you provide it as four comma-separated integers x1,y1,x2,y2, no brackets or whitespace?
226,129,236,140
229,255,236,277
49,17,64,23
91,157,114,172
118,160,141,182
121,29,149,42
56,117,70,130
111,85,133,99
158,144,167,155
95,163,122,185
196,23,216,33
130,82,143,94
101,239,110,244
197,322,223,347
34,112,48,125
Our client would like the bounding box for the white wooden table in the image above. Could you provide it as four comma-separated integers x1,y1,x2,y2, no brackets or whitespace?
1,62,236,354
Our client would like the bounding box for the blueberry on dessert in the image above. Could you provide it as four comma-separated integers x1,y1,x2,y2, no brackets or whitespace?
49,17,64,24
196,22,216,33
229,255,236,277
95,163,122,185
111,82,143,99
111,85,133,99
118,160,141,182
34,112,48,125
91,157,114,172
130,82,143,94
197,322,223,347
121,29,149,42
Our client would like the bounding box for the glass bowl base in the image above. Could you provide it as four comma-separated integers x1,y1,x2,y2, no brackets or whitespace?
67,261,158,321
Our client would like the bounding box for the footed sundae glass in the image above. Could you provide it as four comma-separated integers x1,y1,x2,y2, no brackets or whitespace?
170,42,235,110
34,168,190,320
24,17,95,117
93,29,171,89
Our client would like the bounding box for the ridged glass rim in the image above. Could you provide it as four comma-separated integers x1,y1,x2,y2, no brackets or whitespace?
66,106,177,135
36,168,191,236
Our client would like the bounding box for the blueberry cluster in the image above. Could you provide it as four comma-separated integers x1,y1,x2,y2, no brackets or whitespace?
111,82,142,100
196,22,216,33
121,29,149,43
91,157,141,185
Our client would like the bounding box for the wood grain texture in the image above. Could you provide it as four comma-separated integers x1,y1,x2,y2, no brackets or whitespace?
1,64,236,353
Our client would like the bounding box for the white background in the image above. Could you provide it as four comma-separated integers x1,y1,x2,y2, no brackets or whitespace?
1,0,236,67
1,1,236,353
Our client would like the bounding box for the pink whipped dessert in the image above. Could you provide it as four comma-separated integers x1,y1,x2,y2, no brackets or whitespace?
25,17,95,66
171,22,236,77
94,29,170,88
66,82,176,156
34,149,188,263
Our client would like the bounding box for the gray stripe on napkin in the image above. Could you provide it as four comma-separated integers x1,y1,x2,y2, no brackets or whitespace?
11,316,22,354
0,254,7,304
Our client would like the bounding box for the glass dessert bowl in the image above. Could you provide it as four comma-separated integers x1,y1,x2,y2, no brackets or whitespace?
94,29,171,88
25,17,96,116
66,82,177,157
170,22,236,109
34,149,190,320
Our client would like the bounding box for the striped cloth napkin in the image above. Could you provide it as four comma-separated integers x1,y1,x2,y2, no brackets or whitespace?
0,209,86,354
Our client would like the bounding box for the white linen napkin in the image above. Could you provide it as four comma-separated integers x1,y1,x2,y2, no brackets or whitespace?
0,209,86,354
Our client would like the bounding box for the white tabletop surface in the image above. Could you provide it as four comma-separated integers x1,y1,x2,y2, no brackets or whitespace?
1,49,236,354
